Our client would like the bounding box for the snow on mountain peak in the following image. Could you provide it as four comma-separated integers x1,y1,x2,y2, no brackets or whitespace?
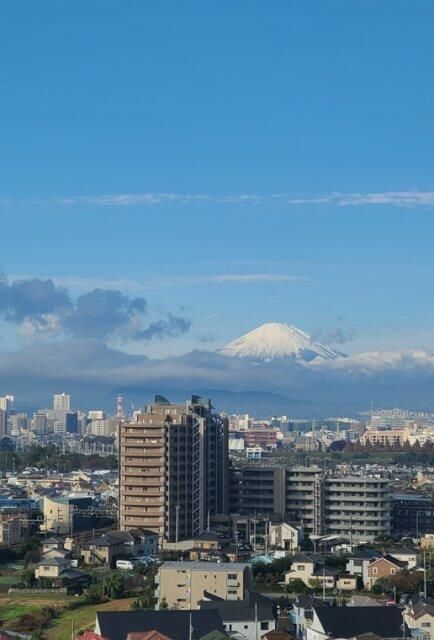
217,322,343,362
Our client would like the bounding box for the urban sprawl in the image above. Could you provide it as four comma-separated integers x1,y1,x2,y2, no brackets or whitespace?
1,393,434,640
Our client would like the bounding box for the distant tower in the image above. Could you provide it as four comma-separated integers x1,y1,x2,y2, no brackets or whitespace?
116,394,125,420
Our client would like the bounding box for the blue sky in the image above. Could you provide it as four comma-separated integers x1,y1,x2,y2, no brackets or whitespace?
2,0,434,358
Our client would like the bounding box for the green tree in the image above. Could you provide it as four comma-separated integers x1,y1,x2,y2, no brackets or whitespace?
105,572,126,599
286,578,311,594
159,597,169,610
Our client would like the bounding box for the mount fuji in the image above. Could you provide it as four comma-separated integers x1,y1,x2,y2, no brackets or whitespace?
217,322,343,362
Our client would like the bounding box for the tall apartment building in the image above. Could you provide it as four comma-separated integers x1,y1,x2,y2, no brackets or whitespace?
119,396,229,541
53,393,71,412
0,410,6,437
230,465,390,542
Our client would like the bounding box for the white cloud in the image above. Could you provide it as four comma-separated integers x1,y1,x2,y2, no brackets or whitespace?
3,189,434,209
10,273,305,291
288,191,434,207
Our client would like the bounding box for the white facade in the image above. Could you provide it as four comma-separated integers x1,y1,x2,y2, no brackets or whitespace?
53,393,71,412
269,522,301,551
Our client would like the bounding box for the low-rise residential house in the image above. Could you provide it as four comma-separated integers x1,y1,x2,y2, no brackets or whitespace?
346,549,379,587
35,556,70,579
337,574,358,591
285,555,320,586
95,610,228,640
309,566,339,590
306,605,407,640
199,590,276,640
366,555,407,590
387,546,420,570
289,596,329,639
155,562,251,610
269,523,302,552
285,555,341,590
82,529,158,567
42,537,63,553
404,597,434,640
82,533,126,567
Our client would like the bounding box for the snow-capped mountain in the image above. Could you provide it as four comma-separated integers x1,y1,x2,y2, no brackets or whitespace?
217,322,343,362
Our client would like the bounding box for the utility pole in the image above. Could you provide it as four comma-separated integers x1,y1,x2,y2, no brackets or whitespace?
265,517,269,556
423,551,427,599
255,603,259,640
175,505,180,544
322,566,326,600
207,510,210,532
253,512,257,552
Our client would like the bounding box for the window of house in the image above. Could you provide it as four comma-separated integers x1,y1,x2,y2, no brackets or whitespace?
261,623,269,631
422,623,431,628
228,589,238,595
244,626,249,630
296,565,305,570
372,567,378,574
228,573,237,580
391,569,396,575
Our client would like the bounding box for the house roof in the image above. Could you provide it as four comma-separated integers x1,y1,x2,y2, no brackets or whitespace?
368,555,407,570
75,633,108,640
43,537,61,545
37,557,68,566
313,605,407,638
96,610,227,640
291,554,318,563
160,561,248,572
408,597,434,619
199,590,274,622
311,566,339,577
127,632,174,640
387,546,419,556
261,631,292,640
348,596,380,607
295,595,329,610
349,549,379,560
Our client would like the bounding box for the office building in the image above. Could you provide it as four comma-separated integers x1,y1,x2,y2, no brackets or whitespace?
119,395,229,541
53,393,71,412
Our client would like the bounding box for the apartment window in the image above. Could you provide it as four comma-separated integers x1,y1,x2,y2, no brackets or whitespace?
261,623,269,631
228,573,237,580
228,589,238,595
244,626,249,630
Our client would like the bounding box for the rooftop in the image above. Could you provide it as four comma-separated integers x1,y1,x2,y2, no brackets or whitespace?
160,561,249,572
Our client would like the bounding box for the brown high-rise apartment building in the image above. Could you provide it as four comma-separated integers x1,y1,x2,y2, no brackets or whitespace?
119,395,229,541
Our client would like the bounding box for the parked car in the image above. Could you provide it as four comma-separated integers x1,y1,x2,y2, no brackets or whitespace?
116,559,134,570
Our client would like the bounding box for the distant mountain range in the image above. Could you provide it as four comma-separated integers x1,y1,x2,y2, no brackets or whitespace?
3,322,434,418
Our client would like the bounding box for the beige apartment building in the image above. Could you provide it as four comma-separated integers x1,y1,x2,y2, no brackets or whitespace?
119,396,228,541
360,429,407,447
155,561,251,609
